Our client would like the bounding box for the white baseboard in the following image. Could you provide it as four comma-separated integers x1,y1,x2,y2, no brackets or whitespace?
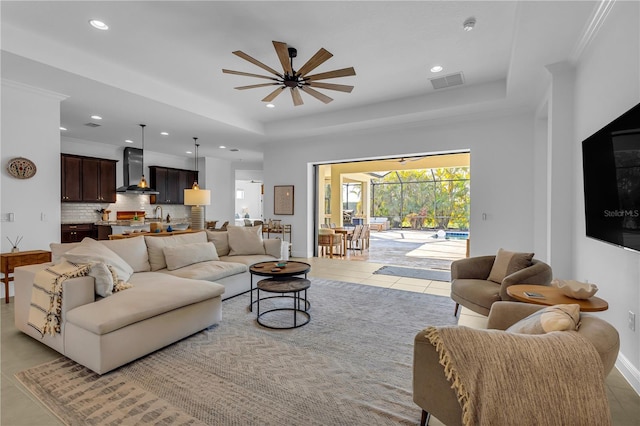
616,353,640,395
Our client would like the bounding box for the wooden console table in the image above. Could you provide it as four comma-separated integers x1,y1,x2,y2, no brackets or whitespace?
1,250,51,303
507,284,608,312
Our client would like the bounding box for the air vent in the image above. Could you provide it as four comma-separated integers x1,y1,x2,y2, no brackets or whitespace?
84,122,101,127
430,72,465,90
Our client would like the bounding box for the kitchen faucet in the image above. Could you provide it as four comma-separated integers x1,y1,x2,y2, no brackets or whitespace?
154,205,163,220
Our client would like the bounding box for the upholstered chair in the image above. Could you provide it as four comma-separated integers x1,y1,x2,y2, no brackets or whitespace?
450,250,553,316
318,228,342,258
413,301,620,426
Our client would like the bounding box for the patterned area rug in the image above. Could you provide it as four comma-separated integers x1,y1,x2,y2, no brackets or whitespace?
374,265,451,282
16,279,458,425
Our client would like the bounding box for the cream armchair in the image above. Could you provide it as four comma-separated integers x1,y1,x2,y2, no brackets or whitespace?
413,301,620,426
450,254,552,316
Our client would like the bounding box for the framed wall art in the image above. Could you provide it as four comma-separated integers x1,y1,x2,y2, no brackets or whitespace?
274,185,294,215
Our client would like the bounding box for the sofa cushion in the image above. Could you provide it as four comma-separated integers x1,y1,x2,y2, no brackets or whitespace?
160,260,247,281
227,225,265,256
506,304,581,334
219,254,279,266
50,242,81,263
206,230,230,256
66,272,224,335
163,242,219,271
144,232,208,271
99,236,151,272
487,248,534,284
62,237,134,283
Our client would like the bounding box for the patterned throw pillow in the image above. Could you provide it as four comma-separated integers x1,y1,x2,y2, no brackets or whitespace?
487,248,534,283
506,304,581,334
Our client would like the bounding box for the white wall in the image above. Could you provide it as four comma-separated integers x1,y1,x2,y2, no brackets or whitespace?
1,81,66,298
263,111,536,259
203,156,233,223
570,1,639,392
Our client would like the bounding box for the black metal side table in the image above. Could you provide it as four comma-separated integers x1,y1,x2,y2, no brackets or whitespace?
256,277,310,329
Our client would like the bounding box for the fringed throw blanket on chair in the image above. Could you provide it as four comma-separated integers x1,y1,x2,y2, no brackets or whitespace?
27,261,90,336
424,326,611,426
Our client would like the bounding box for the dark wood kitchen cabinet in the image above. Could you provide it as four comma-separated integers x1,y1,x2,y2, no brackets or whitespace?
149,166,197,205
61,155,82,202
81,157,117,203
61,224,97,243
61,154,117,203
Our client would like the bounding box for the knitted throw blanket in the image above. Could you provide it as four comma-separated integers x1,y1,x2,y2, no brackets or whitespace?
28,261,90,337
424,326,611,426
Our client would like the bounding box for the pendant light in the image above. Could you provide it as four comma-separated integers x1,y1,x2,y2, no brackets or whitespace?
191,137,200,190
184,137,211,230
138,124,148,189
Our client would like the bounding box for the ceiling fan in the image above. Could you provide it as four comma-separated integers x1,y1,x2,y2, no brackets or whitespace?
390,157,427,164
222,41,356,107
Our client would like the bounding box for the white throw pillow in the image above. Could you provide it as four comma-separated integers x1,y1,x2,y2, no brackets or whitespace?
100,236,151,272
50,242,81,263
163,242,220,270
506,304,581,334
227,225,265,256
88,261,117,297
144,232,208,271
62,237,134,283
206,230,230,256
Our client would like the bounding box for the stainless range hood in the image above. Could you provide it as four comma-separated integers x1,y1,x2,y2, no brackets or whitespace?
116,147,159,194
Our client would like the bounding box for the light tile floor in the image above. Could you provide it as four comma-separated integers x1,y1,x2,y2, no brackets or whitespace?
2,256,639,425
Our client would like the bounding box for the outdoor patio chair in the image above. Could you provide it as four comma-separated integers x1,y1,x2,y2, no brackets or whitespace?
318,228,343,258
347,224,365,252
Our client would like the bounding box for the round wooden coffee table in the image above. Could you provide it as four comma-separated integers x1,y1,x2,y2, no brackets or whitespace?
248,261,310,311
507,284,608,312
256,277,311,329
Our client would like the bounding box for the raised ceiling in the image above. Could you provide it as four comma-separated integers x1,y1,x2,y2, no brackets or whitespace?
1,1,597,162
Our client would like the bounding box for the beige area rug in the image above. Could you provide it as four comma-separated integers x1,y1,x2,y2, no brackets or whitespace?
16,279,458,425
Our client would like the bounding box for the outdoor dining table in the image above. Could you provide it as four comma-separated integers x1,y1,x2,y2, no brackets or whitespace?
333,228,353,256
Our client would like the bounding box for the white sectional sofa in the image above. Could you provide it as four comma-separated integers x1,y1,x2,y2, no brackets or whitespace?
14,227,284,374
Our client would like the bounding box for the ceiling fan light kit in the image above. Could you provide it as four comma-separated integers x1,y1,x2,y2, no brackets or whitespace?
222,40,356,107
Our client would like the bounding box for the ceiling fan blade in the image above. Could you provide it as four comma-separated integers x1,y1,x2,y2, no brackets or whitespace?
273,41,293,75
296,48,333,77
262,87,286,102
308,81,354,93
232,50,283,78
301,86,333,104
291,87,303,106
234,83,280,90
222,69,280,81
305,67,356,81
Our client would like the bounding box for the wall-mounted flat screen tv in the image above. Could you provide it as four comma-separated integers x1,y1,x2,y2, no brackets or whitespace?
582,102,640,252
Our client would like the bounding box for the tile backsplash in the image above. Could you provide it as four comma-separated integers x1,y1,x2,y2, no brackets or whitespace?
61,194,190,223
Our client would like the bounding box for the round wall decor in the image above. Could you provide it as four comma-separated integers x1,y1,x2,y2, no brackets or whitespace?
7,157,37,179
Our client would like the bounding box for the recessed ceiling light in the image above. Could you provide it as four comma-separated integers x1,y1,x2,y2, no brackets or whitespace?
125,139,133,143
463,17,476,32
186,150,193,154
219,145,226,149
90,115,102,120
430,65,443,73
59,126,67,131
266,103,275,108
160,132,169,136
89,20,109,30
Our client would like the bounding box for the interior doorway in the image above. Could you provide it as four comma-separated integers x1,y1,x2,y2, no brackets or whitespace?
313,152,470,270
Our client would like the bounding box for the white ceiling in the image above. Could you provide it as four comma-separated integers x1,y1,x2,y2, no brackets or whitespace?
1,1,597,163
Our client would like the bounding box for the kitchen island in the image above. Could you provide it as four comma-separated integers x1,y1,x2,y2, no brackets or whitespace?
109,229,198,239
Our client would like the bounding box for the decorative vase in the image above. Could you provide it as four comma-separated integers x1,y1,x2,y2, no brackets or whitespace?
11,247,19,253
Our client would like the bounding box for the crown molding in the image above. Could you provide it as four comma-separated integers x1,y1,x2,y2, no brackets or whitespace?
1,78,69,101
569,0,616,63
